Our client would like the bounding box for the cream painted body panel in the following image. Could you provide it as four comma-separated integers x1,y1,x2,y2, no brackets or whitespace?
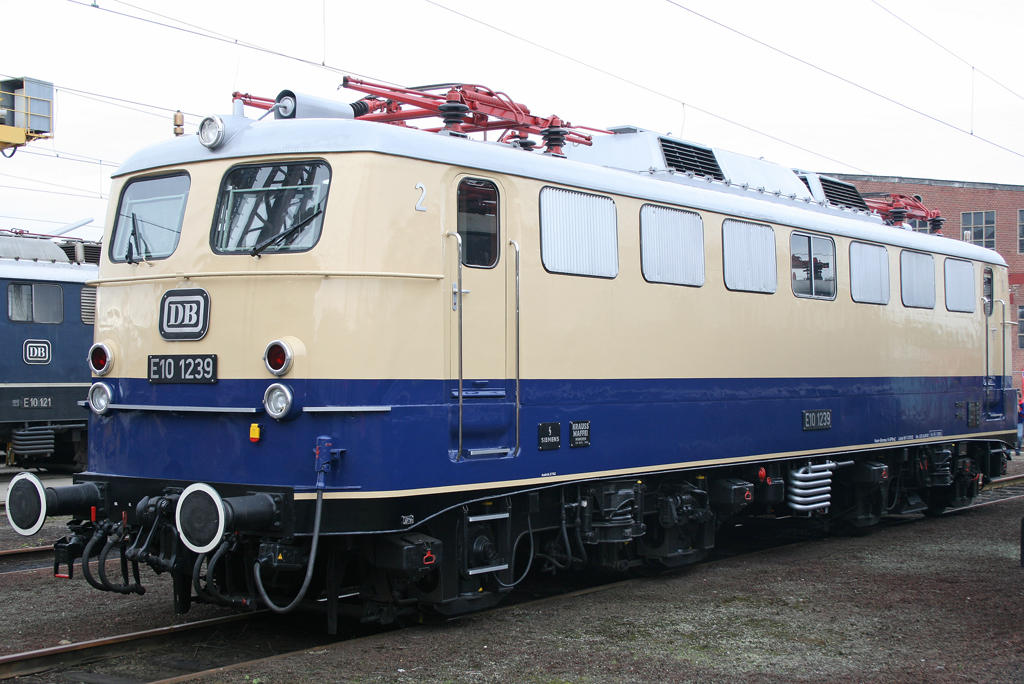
94,152,1009,387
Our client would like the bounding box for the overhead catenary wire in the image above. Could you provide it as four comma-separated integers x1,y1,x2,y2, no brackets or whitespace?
65,0,398,87
421,0,872,174
0,171,109,197
869,0,1024,106
0,184,106,200
20,149,122,168
71,0,868,174
662,0,1024,161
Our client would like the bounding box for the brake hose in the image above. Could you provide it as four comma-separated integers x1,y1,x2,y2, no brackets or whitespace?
253,488,323,614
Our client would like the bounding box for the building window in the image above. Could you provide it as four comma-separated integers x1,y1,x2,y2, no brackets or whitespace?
790,232,836,299
1018,210,1024,253
908,218,930,233
639,204,704,287
457,178,499,267
961,211,995,249
1018,306,1024,349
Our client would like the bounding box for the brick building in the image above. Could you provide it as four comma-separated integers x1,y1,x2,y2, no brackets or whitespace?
832,174,1024,392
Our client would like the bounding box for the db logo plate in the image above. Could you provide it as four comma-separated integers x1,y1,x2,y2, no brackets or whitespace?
23,339,51,364
159,289,210,341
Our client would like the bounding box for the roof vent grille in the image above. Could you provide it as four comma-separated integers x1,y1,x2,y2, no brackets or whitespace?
660,139,724,180
819,177,869,210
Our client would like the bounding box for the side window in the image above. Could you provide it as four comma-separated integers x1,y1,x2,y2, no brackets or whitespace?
983,268,994,316
722,219,776,294
640,204,704,287
790,232,836,299
540,187,617,278
457,178,499,267
8,283,63,323
849,242,889,305
900,250,935,309
110,173,190,263
211,161,330,255
943,258,975,313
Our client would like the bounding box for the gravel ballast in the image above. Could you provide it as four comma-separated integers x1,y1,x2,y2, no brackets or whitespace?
189,496,1024,684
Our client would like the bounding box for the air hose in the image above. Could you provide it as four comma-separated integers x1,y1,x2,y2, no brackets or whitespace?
253,488,323,614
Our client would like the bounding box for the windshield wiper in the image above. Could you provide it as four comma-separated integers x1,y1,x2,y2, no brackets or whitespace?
250,208,323,257
125,212,143,264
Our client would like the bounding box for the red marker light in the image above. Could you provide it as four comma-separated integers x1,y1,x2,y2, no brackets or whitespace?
266,344,287,372
758,467,767,482
88,343,111,375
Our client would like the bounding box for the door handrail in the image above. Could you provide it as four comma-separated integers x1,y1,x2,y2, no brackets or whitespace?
446,231,464,460
510,239,521,456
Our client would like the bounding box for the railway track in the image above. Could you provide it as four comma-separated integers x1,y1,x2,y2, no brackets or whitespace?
0,613,259,680
1,476,1022,683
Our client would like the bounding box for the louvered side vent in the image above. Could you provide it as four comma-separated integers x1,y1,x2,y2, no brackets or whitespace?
798,176,812,193
819,177,869,210
82,243,101,265
659,139,724,180
80,286,97,325
58,243,77,262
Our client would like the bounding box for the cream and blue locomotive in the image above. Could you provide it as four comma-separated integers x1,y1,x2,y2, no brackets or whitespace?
0,231,97,471
5,82,1013,627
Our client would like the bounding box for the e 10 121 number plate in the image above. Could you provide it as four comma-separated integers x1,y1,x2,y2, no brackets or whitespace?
148,354,217,384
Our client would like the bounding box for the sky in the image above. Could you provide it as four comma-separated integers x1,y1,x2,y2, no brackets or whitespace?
2,0,1023,239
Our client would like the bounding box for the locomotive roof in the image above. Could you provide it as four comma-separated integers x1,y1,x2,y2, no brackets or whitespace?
115,115,1006,268
0,258,98,284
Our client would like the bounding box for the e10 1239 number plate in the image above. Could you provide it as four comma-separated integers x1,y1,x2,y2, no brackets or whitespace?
148,354,217,384
802,409,832,431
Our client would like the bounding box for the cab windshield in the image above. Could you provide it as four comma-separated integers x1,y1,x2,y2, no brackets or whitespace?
109,173,190,263
211,161,330,255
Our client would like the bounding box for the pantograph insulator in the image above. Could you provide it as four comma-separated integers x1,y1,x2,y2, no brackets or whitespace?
438,93,470,135
541,117,568,156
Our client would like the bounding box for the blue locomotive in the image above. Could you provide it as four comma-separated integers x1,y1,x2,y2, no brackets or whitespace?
0,231,98,471
5,81,1012,629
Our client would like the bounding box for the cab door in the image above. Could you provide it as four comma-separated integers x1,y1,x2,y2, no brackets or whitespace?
983,267,1007,418
446,176,513,459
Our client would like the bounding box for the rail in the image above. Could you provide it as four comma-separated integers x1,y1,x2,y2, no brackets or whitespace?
0,613,258,679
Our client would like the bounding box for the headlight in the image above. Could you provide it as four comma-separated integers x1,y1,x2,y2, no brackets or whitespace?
263,383,294,420
88,382,112,415
197,115,226,149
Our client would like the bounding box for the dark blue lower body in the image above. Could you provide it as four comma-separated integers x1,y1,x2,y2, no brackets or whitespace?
87,375,1015,495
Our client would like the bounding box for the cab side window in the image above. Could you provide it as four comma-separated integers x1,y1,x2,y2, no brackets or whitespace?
8,283,63,323
457,178,499,267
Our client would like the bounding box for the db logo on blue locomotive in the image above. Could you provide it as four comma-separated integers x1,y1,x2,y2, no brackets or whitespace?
159,288,211,341
23,339,51,365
